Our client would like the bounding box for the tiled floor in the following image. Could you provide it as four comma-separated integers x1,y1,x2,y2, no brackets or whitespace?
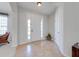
16,40,63,57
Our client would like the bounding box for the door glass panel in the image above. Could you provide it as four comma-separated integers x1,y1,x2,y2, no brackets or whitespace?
27,19,31,40
41,17,43,39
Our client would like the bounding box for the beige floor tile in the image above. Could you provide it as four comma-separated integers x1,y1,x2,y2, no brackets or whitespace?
16,40,64,57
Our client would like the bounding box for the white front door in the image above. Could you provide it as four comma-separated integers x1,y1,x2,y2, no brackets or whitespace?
27,14,42,42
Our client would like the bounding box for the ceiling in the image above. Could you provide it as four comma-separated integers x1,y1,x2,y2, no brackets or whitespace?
17,2,58,16
0,2,12,13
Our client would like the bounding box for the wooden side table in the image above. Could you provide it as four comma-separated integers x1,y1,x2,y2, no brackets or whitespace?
72,43,79,57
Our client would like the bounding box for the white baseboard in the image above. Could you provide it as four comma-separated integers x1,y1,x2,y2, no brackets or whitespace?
11,44,18,47
18,39,46,46
54,40,66,57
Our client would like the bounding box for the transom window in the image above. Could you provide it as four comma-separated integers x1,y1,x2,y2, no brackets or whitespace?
0,13,8,35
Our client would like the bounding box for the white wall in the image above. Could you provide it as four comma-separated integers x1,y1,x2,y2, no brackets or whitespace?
0,2,12,13
54,4,64,56
9,2,18,47
48,3,64,56
0,2,18,47
18,7,48,45
47,2,79,57
43,16,49,39
48,14,55,40
0,2,16,56
44,3,64,56
63,2,79,56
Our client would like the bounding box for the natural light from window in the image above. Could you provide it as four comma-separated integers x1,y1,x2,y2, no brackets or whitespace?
0,14,8,35
41,17,43,39
27,19,31,40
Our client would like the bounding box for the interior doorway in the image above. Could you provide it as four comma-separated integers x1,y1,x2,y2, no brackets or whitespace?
27,15,44,42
